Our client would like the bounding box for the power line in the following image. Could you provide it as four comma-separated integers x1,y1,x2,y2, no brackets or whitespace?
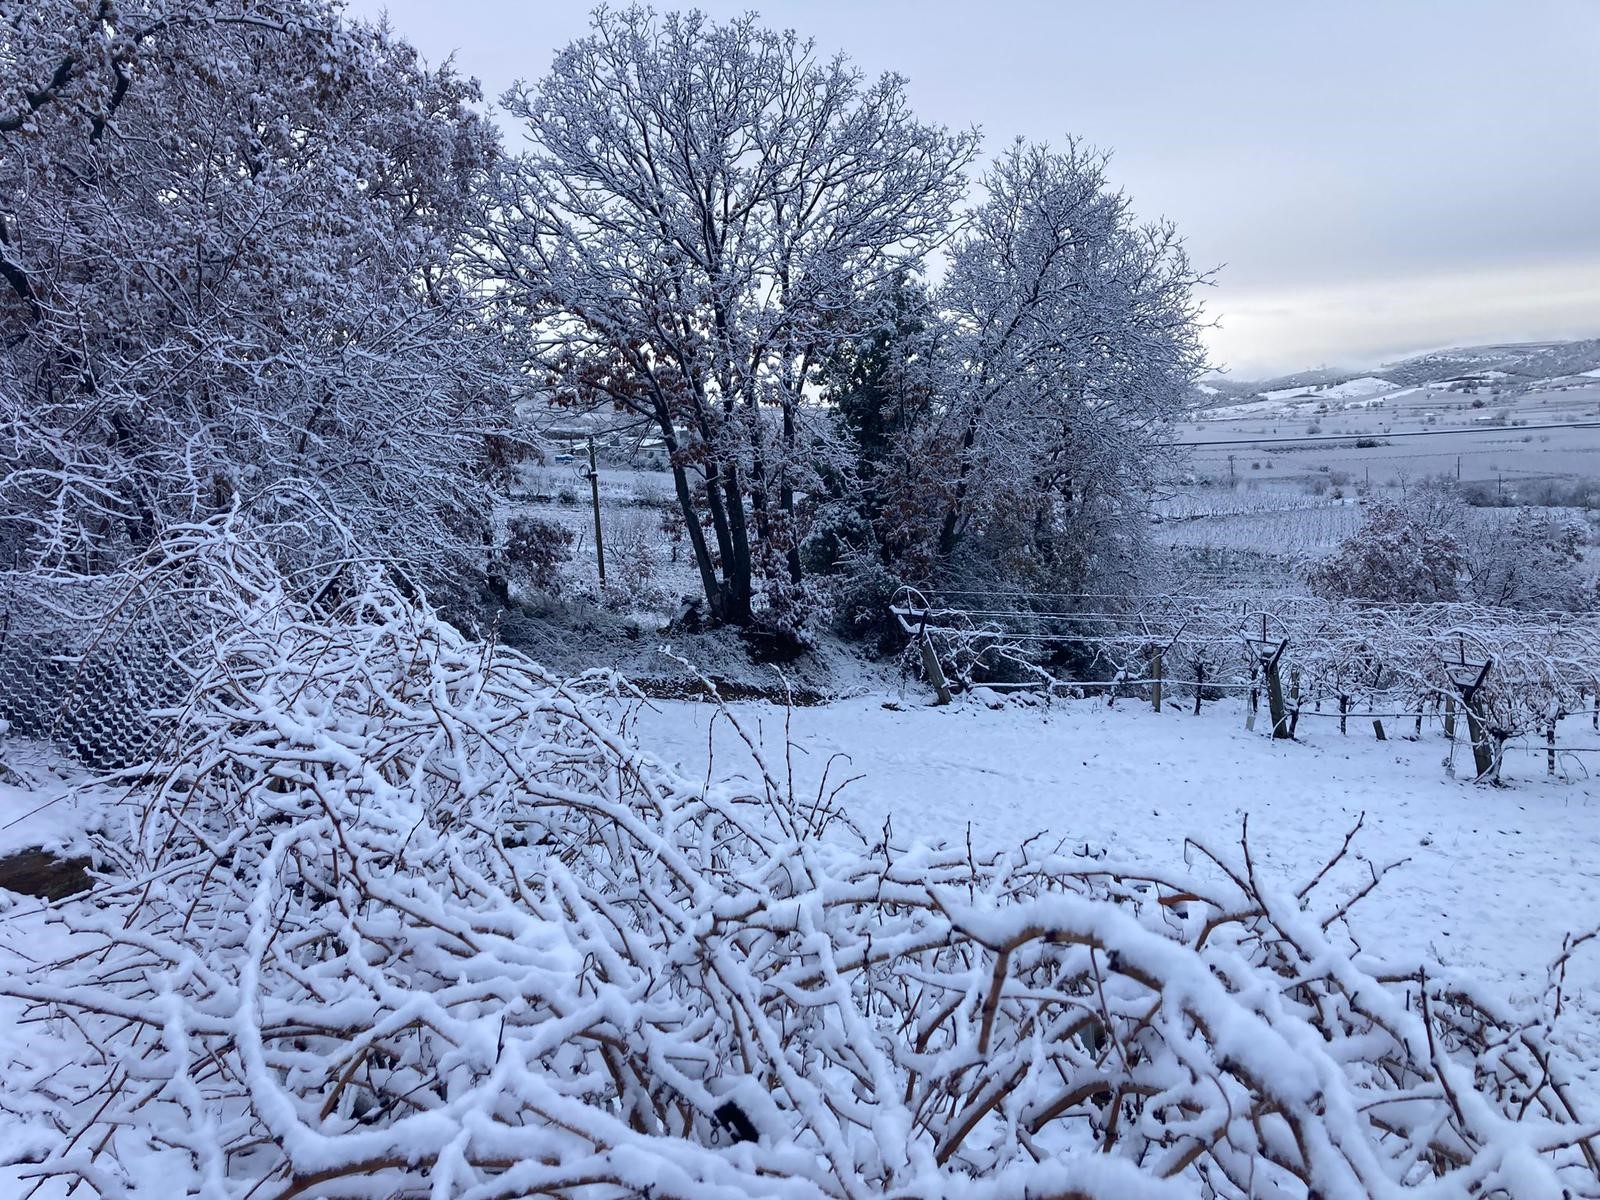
1171,420,1600,449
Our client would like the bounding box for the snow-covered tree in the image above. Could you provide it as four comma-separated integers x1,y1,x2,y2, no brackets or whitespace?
1,0,516,587
1307,501,1466,604
1466,508,1594,612
479,7,977,628
903,141,1206,599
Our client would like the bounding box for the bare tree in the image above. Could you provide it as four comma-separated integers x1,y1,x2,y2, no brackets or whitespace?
907,141,1206,597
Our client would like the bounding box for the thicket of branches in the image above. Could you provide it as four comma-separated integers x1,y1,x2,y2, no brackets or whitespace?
2,519,1597,1199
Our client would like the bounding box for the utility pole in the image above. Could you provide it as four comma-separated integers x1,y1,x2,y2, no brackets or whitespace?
586,438,606,587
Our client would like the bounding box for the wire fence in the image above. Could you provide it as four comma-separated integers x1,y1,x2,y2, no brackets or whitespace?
891,587,1600,776
0,573,199,770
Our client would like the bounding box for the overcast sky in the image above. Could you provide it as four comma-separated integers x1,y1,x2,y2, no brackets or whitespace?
348,0,1600,379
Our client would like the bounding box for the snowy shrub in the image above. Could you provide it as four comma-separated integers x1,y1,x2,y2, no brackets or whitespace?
3,528,1599,1198
1307,502,1466,603
599,507,674,611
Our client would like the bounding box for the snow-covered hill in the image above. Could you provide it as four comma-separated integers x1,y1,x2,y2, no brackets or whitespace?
1199,336,1600,414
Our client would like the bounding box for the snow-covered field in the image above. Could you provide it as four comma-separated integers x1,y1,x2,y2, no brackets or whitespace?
633,691,1600,1022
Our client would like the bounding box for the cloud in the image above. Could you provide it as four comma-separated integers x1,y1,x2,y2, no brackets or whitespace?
1205,258,1600,378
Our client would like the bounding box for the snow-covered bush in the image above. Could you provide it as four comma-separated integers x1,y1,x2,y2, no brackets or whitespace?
4,524,1598,1198
1,0,515,589
1307,502,1466,604
500,513,576,594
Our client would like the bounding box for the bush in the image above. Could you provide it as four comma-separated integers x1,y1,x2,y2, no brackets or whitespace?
1307,502,1464,602
503,514,575,592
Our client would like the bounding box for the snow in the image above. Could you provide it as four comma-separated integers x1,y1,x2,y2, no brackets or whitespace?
8,654,1600,1196
1258,376,1396,403
1315,375,1398,400
631,692,1600,1008
0,742,101,863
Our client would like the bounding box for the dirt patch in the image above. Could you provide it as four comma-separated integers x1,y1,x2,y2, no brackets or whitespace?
0,848,92,900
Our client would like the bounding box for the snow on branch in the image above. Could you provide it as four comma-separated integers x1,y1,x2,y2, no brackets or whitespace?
2,523,1596,1198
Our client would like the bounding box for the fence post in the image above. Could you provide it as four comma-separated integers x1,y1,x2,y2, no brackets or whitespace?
1339,695,1349,736
919,630,951,706
586,438,606,589
1373,719,1386,741
1463,701,1493,780
1151,651,1162,713
1548,722,1557,776
1443,694,1456,742
1193,662,1205,715
1264,641,1290,739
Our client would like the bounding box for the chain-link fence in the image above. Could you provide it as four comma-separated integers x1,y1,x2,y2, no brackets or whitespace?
0,574,199,770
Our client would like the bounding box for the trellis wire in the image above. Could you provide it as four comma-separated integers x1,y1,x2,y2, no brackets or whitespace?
892,587,1600,741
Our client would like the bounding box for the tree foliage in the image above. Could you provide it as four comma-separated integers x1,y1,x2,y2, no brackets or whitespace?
1,0,516,586
481,7,977,627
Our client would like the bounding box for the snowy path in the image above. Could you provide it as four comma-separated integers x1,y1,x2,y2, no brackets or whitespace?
632,692,1600,1013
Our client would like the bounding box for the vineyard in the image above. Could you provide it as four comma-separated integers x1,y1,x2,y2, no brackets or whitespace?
893,588,1600,782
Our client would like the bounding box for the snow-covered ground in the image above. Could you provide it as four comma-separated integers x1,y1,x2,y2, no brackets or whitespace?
0,742,99,865
632,691,1600,1022
6,685,1600,1194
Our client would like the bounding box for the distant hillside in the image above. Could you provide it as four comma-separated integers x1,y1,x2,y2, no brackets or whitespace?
1197,337,1600,410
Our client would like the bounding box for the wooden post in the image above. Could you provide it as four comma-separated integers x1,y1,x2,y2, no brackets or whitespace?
1548,723,1557,776
919,631,952,706
1463,702,1493,780
1443,693,1456,742
1288,667,1302,738
1451,659,1495,781
1151,651,1162,713
586,439,606,588
1193,663,1205,715
1339,695,1349,736
1373,719,1386,741
1264,643,1290,740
